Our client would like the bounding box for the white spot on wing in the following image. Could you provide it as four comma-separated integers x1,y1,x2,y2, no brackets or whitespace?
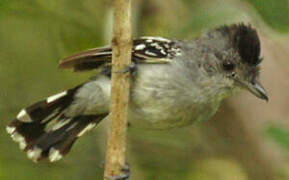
135,44,146,50
150,42,159,47
27,147,42,163
160,49,166,55
47,91,67,104
49,148,63,162
145,50,157,56
173,48,182,56
77,123,96,137
17,109,32,122
6,126,16,134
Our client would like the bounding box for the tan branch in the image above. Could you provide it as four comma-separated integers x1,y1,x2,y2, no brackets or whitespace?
103,0,132,179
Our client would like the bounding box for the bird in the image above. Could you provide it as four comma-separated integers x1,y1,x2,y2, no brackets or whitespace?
6,23,268,163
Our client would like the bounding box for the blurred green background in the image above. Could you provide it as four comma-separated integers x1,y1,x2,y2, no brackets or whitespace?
1,0,289,179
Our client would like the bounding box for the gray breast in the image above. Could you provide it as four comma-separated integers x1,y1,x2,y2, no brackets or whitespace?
127,60,219,129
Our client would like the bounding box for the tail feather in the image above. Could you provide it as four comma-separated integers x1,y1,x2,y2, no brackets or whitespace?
7,85,107,162
19,86,81,124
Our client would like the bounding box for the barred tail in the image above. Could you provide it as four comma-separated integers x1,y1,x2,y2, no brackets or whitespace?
6,86,107,162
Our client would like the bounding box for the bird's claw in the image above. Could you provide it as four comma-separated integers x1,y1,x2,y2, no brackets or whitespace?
112,62,136,76
106,163,130,180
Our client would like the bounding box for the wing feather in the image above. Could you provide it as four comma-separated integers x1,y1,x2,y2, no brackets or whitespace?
58,37,181,72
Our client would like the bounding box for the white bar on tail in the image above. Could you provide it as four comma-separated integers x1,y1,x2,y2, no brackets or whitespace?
27,147,42,163
77,123,96,137
47,91,67,104
17,109,32,122
49,148,63,162
10,131,27,150
6,126,16,134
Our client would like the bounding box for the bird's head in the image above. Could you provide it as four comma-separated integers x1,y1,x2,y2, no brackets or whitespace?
201,23,268,101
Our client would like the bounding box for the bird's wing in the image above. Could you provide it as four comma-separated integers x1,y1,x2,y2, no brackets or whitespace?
58,37,182,72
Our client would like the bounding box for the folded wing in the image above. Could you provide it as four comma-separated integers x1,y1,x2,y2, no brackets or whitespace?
58,37,182,72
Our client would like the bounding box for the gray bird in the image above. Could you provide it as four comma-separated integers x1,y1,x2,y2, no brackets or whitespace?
6,23,268,163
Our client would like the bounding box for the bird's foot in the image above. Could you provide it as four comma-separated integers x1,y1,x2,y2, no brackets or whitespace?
105,163,130,180
112,62,136,76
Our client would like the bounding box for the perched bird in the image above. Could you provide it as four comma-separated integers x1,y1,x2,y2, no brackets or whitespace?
6,23,268,163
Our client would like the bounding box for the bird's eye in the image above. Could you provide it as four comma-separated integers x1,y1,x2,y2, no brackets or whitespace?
222,61,235,71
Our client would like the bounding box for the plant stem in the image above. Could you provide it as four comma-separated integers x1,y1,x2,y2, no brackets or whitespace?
103,0,132,179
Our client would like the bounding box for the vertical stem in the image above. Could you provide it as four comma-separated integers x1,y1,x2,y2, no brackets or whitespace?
104,0,132,179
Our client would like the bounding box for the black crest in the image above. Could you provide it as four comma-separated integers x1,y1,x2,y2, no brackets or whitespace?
218,24,261,66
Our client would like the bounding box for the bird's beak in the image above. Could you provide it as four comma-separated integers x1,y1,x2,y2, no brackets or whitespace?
235,79,269,101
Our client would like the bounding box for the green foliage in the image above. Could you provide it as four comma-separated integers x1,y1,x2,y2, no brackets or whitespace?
247,0,289,32
266,125,289,151
179,2,251,38
0,0,8,9
188,158,248,180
